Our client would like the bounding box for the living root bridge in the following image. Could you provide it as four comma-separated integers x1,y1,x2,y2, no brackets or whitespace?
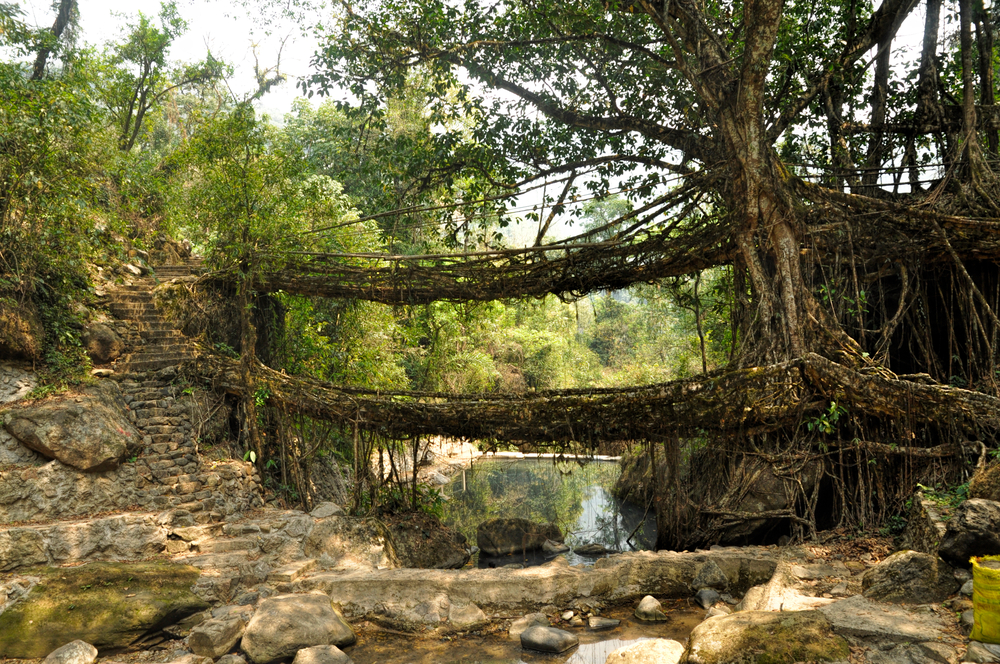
194,353,1000,445
207,226,731,304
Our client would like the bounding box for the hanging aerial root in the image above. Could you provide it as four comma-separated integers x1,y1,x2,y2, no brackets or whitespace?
189,351,1000,446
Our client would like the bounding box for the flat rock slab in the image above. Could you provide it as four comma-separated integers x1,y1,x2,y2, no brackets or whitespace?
0,561,208,658
520,626,578,653
790,562,851,580
606,638,685,664
687,610,849,664
295,549,778,617
817,595,949,642
588,616,620,630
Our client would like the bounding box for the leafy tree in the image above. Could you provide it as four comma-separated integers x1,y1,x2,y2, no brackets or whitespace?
97,1,227,152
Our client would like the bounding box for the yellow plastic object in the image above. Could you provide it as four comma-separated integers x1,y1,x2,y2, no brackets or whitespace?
971,556,1000,644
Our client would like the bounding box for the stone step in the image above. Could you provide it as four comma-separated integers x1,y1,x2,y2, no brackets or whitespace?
149,432,187,444
128,398,177,410
123,355,198,372
268,559,317,584
142,425,182,435
110,292,154,302
110,302,159,313
140,330,185,341
195,537,259,554
132,407,185,419
141,415,187,426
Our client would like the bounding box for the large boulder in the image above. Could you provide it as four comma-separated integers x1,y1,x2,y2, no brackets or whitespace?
476,518,562,557
2,381,139,472
938,499,1000,568
686,610,850,664
0,562,209,658
81,323,124,364
606,639,685,664
384,512,470,569
43,640,98,664
241,594,356,664
519,625,578,653
303,517,399,569
862,550,958,604
0,299,43,361
188,616,246,658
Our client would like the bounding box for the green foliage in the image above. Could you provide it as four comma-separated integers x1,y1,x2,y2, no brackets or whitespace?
95,1,227,152
807,402,848,435
917,482,969,509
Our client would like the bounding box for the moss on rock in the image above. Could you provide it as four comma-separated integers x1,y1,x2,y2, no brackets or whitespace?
0,561,209,658
686,610,850,664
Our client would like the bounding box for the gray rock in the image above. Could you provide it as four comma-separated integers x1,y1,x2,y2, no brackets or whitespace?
166,656,211,664
241,594,356,664
588,616,620,630
3,382,139,471
310,503,345,519
43,640,98,664
686,610,849,664
519,625,578,654
968,642,1000,663
509,612,549,640
867,642,959,664
82,323,124,364
963,579,975,596
635,595,667,621
303,518,399,570
695,587,721,609
477,518,562,557
217,656,247,664
956,567,974,583
705,606,731,618
291,645,353,664
573,543,613,556
818,595,949,642
448,602,487,629
188,616,245,658
862,550,958,604
962,608,976,632
939,499,1000,568
691,559,729,590
605,638,685,664
543,539,570,555
385,514,470,569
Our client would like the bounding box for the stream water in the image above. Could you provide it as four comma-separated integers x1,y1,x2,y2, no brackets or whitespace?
439,457,657,567
341,458,687,663
345,602,704,664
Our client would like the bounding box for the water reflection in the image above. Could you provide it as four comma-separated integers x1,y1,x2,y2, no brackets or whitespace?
441,458,656,566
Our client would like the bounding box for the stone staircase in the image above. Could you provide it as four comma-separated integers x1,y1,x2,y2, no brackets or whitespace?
108,258,206,373
103,257,264,523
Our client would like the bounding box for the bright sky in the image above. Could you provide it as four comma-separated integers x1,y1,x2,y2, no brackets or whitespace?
22,0,323,119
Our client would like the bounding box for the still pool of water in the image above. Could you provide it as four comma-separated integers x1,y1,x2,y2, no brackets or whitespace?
439,458,657,567
345,602,704,664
